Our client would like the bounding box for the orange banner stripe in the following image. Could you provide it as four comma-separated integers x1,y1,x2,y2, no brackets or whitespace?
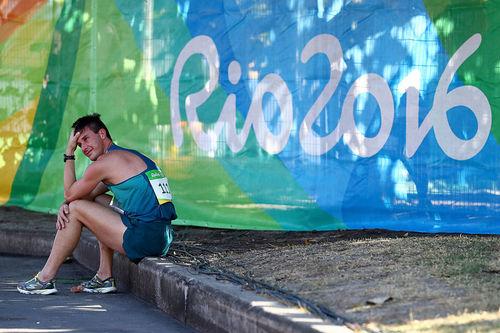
0,0,46,43
0,99,38,204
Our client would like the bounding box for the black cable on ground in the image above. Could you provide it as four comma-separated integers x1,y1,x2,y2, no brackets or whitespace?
165,242,376,333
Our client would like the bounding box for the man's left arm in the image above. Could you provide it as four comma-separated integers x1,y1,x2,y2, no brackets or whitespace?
81,182,109,201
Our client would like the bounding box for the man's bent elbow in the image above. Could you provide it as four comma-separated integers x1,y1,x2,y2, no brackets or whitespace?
63,192,72,203
64,191,79,203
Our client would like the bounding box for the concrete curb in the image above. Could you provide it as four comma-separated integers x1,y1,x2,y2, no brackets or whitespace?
0,228,354,333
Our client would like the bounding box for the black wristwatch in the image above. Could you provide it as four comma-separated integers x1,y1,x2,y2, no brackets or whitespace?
64,154,75,162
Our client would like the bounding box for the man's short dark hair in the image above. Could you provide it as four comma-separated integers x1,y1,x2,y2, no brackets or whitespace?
72,113,112,140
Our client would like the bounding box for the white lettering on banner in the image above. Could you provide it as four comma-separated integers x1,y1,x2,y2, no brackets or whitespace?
170,33,492,160
170,35,219,150
170,35,293,154
401,34,492,160
299,34,345,155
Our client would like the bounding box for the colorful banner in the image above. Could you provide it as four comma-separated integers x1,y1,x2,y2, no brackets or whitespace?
0,0,498,233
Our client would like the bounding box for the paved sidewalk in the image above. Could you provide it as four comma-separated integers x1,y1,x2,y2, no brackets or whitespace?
0,254,196,333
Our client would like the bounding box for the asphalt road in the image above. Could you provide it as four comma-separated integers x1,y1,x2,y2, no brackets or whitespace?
0,254,197,333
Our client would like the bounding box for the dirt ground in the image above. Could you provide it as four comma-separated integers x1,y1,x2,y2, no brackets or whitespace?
171,227,500,332
1,206,499,332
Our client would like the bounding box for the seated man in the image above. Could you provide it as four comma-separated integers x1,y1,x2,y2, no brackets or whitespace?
18,113,177,294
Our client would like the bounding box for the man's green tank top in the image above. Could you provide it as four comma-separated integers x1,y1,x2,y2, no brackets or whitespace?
106,144,177,223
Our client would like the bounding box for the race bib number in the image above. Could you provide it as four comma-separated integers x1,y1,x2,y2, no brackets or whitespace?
146,168,173,205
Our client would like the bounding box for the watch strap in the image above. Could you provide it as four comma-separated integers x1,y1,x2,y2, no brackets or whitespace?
64,154,75,162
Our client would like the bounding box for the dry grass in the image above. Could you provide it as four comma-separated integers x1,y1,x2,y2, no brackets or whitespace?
371,310,500,333
181,232,500,332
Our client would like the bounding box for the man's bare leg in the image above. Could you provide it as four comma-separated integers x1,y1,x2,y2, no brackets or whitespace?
38,199,126,282
97,242,115,280
37,213,83,281
94,194,116,280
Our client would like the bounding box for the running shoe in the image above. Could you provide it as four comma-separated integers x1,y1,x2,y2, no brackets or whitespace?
80,274,117,294
17,274,57,295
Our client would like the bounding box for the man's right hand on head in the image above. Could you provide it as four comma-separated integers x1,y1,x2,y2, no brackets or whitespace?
66,130,80,155
56,203,70,230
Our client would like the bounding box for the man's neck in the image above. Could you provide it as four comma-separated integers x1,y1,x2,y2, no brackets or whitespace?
103,139,113,153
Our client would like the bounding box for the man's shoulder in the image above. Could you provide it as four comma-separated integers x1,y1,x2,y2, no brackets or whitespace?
101,149,148,169
98,150,128,161
90,150,135,173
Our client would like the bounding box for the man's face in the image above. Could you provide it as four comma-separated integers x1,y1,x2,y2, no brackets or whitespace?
76,126,106,161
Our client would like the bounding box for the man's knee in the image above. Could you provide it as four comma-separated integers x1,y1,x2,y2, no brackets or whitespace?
68,199,88,217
